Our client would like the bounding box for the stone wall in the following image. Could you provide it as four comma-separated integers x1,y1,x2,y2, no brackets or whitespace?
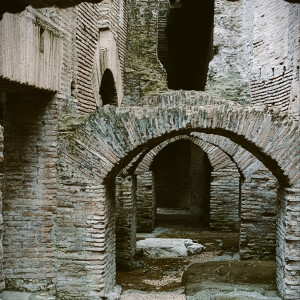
2,93,57,293
248,0,300,114
115,175,137,269
123,0,167,105
240,168,278,260
76,3,100,113
135,134,241,232
205,0,251,105
55,93,299,298
210,167,240,232
136,172,155,233
0,125,4,298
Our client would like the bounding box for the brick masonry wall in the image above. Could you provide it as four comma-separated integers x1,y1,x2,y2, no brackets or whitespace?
115,175,137,269
76,3,100,114
56,91,299,298
135,134,241,232
56,161,116,298
2,93,57,292
0,125,4,298
190,143,210,221
248,0,300,114
240,168,278,260
107,0,128,80
210,167,240,232
136,172,155,233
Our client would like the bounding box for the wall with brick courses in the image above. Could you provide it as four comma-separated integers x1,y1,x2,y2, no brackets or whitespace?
210,168,240,232
192,132,278,259
99,0,128,80
136,172,155,233
75,3,100,114
56,92,299,298
2,93,57,293
0,8,64,92
157,0,170,80
248,0,300,114
240,168,278,260
55,91,299,298
0,125,4,298
56,162,116,298
115,175,137,269
135,134,241,232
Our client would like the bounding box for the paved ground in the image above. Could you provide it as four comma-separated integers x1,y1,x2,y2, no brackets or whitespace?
120,293,186,300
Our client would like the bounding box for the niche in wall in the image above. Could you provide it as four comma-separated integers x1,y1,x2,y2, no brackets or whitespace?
100,69,118,106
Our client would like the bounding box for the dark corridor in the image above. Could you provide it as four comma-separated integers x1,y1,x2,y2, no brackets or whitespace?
151,140,211,226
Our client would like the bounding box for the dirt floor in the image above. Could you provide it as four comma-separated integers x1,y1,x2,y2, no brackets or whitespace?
117,225,280,299
117,225,239,292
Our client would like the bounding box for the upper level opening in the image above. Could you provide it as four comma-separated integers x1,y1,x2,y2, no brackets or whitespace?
158,0,214,91
100,69,118,106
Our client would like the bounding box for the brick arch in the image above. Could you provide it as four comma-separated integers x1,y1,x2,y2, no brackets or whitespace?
58,92,300,299
133,134,241,232
135,135,239,174
132,134,278,258
61,93,299,187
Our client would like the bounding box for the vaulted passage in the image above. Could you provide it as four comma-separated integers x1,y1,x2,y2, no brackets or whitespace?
152,140,211,226
160,0,214,90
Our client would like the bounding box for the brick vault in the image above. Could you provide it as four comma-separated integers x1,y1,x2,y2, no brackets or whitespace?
0,0,299,299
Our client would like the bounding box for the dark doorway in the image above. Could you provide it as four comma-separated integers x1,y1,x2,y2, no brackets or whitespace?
100,69,118,106
158,0,214,90
151,140,211,226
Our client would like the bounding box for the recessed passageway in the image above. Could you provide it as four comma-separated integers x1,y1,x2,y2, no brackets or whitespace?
151,140,211,227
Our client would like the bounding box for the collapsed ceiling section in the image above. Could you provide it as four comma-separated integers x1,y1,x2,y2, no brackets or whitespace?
0,0,102,16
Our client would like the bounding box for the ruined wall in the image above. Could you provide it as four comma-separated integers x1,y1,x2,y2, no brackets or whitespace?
76,3,100,113
205,0,251,105
2,93,57,292
0,125,4,298
135,133,241,232
247,0,300,114
55,94,300,298
0,8,64,92
123,0,167,105
240,168,278,260
115,175,137,269
76,0,128,111
210,167,240,232
136,172,155,233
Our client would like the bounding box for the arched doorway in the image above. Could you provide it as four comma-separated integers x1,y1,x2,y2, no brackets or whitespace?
56,92,299,299
151,139,211,227
100,69,118,106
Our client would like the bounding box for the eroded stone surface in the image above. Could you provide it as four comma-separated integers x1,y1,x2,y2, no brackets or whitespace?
137,238,205,258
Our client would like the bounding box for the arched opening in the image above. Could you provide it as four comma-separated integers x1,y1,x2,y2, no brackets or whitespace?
100,69,118,106
56,98,299,299
151,139,211,227
158,0,214,90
